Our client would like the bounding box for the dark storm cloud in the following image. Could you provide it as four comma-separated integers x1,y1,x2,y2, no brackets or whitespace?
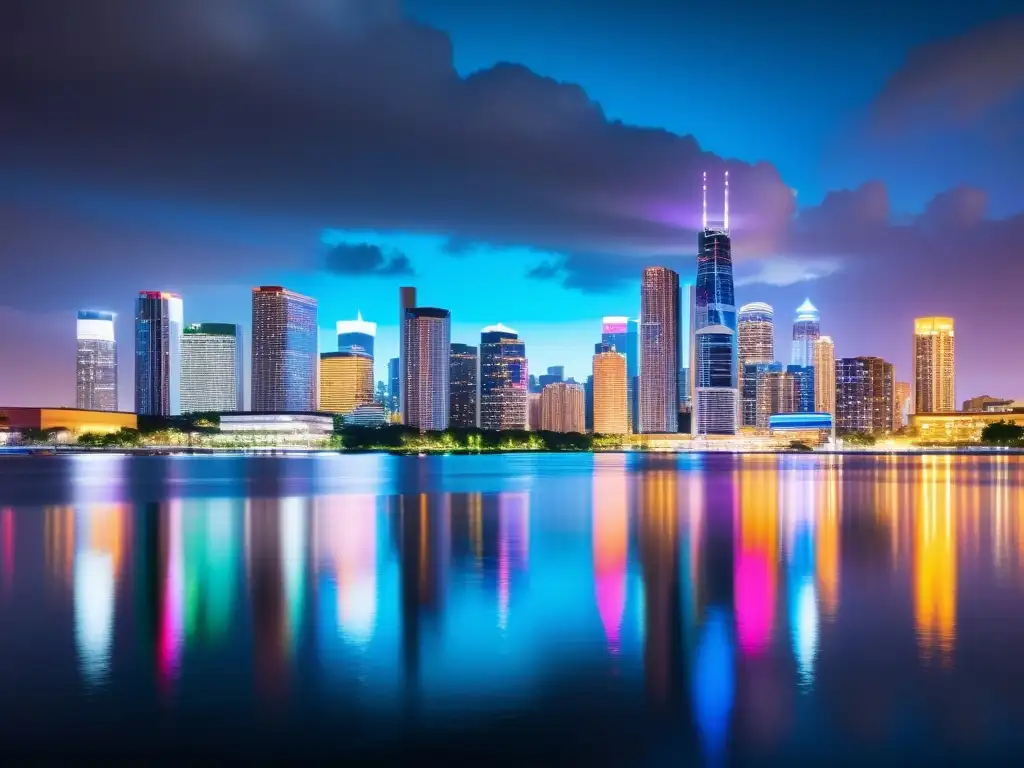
323,242,414,276
871,15,1024,133
0,0,794,306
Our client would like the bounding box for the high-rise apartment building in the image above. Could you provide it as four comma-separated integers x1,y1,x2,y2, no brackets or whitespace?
403,307,451,432
318,351,374,415
398,286,416,422
812,336,836,416
693,325,738,436
639,267,680,433
759,371,799,425
181,323,243,413
336,311,376,358
791,299,820,368
479,324,528,430
134,291,183,416
540,382,586,433
836,356,894,434
738,302,775,368
449,343,478,429
76,310,118,412
251,286,318,412
742,361,782,429
601,317,639,428
527,393,542,431
593,350,628,435
914,317,955,414
894,380,911,429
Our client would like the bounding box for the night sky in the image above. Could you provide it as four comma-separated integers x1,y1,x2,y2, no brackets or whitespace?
1,0,1022,409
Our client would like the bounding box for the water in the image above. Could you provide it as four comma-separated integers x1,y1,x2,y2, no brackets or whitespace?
0,452,1022,762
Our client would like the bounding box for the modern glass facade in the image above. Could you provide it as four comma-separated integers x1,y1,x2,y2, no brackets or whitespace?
76,310,118,412
251,287,318,413
336,312,376,358
181,323,243,413
398,287,416,423
696,230,737,335
694,325,738,435
479,324,528,431
791,299,820,368
742,361,782,429
388,357,400,415
601,317,639,430
540,382,586,433
738,302,775,367
786,365,816,413
318,351,374,415
134,292,182,416
448,342,478,429
836,356,894,434
914,317,955,414
759,371,799,427
404,307,451,431
538,366,564,390
593,350,628,435
639,267,680,433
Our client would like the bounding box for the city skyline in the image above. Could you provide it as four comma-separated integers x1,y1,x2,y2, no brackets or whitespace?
2,4,1021,409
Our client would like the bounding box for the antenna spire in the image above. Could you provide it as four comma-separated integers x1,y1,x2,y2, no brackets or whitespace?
702,171,707,230
723,170,730,231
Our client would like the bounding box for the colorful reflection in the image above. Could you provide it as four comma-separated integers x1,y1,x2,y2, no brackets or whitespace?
735,459,778,655
74,504,126,688
694,607,735,764
497,492,529,630
1,508,12,598
782,469,818,689
914,456,957,666
639,468,679,707
592,460,628,653
159,502,185,690
181,500,242,644
815,462,841,622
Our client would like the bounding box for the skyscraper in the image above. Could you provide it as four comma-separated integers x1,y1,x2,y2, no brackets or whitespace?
812,336,836,416
76,310,117,412
738,302,775,368
694,325,738,436
388,357,400,415
404,307,451,431
527,393,542,431
479,324,528,430
786,365,815,413
540,382,586,433
181,323,243,413
134,291,182,416
759,371,799,422
836,357,894,434
696,172,737,335
639,267,680,433
398,286,416,422
894,381,911,429
251,286,318,412
449,343,478,429
538,366,565,390
593,350,628,435
742,361,782,429
602,316,640,429
336,311,376,358
914,317,955,414
318,351,374,415
791,299,820,367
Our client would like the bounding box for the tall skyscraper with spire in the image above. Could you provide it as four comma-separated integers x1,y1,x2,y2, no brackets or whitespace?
639,267,680,433
791,299,820,368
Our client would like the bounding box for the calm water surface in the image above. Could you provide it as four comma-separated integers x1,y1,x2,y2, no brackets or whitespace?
1,452,1022,763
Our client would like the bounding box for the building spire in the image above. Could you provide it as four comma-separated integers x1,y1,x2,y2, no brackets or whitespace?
357,310,363,322
724,170,730,231
702,171,708,230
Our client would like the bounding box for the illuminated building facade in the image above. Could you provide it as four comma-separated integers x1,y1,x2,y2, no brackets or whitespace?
914,317,955,414
593,350,629,435
388,357,400,415
76,310,118,412
790,299,820,368
694,325,738,435
336,312,376,358
251,286,318,413
758,371,799,427
540,382,586,433
737,302,774,368
836,356,894,434
449,343,478,428
696,174,737,335
602,316,639,429
479,324,528,430
318,352,374,415
181,323,244,413
812,336,835,416
640,267,680,433
894,380,911,428
134,291,183,416
403,307,451,431
398,286,416,422
910,410,1024,442
786,364,815,413
0,407,137,436
742,361,782,428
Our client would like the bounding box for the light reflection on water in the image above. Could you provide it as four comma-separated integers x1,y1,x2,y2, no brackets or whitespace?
1,452,1024,760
